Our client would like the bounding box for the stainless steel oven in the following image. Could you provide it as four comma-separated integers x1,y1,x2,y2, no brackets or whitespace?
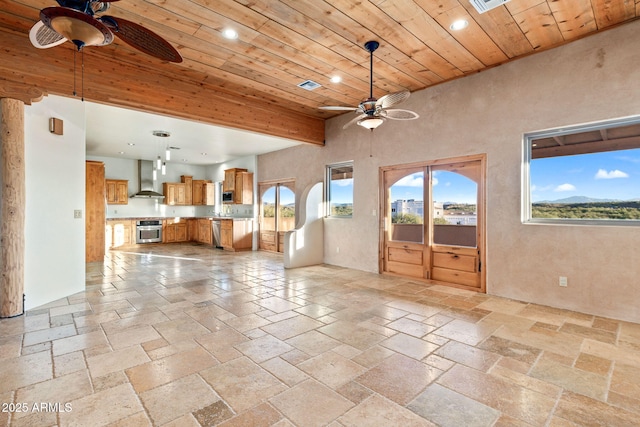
136,220,162,243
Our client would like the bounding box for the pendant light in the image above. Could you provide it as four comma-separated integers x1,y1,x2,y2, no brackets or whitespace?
153,130,171,176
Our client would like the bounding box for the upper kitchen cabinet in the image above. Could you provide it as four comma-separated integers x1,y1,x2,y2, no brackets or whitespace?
163,182,187,205
105,179,128,205
224,168,253,204
182,175,193,206
193,180,215,205
234,172,253,204
223,168,246,192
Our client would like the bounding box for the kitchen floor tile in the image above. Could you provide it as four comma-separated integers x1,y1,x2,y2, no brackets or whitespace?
139,374,220,425
269,379,354,427
1,244,638,426
200,356,286,412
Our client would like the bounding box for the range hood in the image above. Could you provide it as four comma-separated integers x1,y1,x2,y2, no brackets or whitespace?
131,160,164,199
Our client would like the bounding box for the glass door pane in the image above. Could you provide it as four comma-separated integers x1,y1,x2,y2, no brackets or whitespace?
431,168,478,248
278,186,296,233
389,171,424,243
261,186,276,232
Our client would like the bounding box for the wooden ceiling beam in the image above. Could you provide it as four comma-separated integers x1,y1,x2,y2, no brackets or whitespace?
0,28,324,145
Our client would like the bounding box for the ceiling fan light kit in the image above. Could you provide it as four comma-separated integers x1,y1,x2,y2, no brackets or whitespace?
358,116,385,130
41,7,112,49
30,1,182,63
319,40,419,131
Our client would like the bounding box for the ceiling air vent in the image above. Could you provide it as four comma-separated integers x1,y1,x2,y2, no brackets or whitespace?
469,0,511,14
297,80,322,91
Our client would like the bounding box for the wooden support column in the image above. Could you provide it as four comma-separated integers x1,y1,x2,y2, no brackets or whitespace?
0,83,44,318
0,97,25,317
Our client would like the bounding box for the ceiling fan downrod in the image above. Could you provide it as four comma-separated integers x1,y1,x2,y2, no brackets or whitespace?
364,40,379,100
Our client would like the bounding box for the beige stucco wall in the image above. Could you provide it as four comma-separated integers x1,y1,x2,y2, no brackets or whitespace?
258,20,640,323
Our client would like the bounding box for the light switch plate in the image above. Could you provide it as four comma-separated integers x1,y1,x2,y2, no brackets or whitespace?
74,209,82,219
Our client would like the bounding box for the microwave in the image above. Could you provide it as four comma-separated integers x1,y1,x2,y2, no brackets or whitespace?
222,191,234,203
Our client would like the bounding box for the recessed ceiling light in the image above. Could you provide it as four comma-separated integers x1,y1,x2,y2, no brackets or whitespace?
152,130,170,137
201,152,207,156
330,75,342,84
222,28,238,40
450,19,469,31
127,142,135,146
118,151,125,155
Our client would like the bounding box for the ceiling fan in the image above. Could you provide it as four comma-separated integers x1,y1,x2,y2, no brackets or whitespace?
28,0,182,63
320,40,418,130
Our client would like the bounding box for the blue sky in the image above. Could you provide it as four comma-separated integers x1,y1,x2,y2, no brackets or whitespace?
330,178,353,203
530,148,640,201
390,171,477,204
262,186,296,205
314,147,640,206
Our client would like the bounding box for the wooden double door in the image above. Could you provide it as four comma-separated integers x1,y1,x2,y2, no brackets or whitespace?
380,156,486,292
258,180,295,253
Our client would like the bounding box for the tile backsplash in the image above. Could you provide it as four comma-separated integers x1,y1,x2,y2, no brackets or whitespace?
106,198,253,219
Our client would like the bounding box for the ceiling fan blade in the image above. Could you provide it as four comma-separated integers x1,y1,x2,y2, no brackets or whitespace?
99,16,182,63
29,20,66,49
54,0,120,9
380,109,419,120
319,106,359,111
343,113,367,129
376,91,410,109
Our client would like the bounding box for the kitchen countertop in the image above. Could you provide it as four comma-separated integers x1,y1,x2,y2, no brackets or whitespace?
106,216,254,221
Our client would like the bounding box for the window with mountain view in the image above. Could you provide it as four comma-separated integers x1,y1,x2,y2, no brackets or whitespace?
524,117,640,224
327,162,353,217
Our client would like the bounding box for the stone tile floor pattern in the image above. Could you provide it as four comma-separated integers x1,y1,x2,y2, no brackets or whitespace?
1,243,640,426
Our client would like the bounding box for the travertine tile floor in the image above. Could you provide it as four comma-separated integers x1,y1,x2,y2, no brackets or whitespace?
1,243,640,426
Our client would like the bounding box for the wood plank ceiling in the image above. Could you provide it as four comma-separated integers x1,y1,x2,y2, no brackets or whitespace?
1,0,638,145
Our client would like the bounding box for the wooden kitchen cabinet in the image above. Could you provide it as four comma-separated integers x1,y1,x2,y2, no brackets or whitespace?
193,180,214,205
181,175,193,206
105,179,129,204
223,168,246,191
164,218,189,243
187,218,198,242
176,223,187,241
163,182,187,205
220,219,253,251
234,172,253,204
220,219,233,248
187,219,198,241
197,219,212,245
86,161,106,262
105,219,134,249
223,168,253,204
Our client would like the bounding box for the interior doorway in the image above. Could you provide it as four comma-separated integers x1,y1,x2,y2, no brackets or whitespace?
380,155,486,292
258,180,295,253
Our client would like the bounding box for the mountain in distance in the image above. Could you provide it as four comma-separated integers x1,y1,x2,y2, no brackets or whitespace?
535,196,622,204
